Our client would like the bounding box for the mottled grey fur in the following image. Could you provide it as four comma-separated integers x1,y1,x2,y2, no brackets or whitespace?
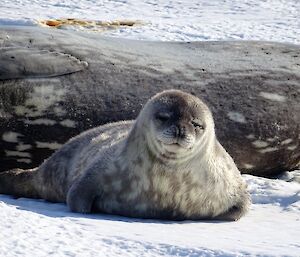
0,90,251,221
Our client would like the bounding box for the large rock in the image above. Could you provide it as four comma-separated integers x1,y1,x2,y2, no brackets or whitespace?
0,26,299,177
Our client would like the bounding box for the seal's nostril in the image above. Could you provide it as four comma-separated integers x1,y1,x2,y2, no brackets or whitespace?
178,126,186,138
172,124,187,139
171,125,180,137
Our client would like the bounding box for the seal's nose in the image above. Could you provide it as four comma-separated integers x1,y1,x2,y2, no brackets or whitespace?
175,125,186,139
170,125,179,138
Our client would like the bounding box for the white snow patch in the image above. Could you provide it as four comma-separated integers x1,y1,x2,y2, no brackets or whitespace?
0,0,299,43
246,134,255,140
288,145,297,151
259,147,278,154
259,92,286,102
16,158,32,164
252,140,269,148
0,175,299,257
243,163,254,169
267,137,277,142
281,138,293,145
2,131,23,143
227,111,246,124
35,141,63,150
5,150,31,158
16,143,32,152
60,119,76,128
24,119,57,126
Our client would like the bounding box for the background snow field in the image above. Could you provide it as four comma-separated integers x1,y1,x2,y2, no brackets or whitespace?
0,0,300,256
0,0,300,43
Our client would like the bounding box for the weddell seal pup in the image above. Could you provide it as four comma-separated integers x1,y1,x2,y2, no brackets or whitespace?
0,90,251,221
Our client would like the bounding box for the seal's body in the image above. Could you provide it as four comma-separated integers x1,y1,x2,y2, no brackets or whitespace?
0,90,250,221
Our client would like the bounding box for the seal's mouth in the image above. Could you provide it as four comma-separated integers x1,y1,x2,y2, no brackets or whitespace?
156,130,195,151
159,139,192,151
164,142,182,149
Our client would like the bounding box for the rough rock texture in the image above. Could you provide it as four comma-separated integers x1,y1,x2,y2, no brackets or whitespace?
0,26,299,177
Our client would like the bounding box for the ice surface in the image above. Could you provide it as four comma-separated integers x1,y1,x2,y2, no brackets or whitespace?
0,175,299,257
0,0,299,43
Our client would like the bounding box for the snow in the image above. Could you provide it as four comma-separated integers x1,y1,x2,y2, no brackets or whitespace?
1,175,299,257
0,0,300,256
0,0,300,43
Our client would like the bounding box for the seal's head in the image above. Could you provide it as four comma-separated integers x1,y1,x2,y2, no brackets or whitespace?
136,90,215,163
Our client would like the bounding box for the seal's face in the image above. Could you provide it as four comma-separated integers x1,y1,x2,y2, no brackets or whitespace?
154,106,204,151
144,90,215,161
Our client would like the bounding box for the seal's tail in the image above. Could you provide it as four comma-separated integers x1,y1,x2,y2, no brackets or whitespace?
0,168,40,199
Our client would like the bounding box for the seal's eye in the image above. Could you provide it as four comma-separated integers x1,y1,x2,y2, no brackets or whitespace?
191,121,204,130
156,112,171,122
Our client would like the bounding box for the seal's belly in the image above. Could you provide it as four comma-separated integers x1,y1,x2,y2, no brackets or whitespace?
93,172,231,220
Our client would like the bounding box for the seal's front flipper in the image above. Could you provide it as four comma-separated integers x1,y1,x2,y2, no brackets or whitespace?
0,47,88,80
66,173,100,214
215,195,251,221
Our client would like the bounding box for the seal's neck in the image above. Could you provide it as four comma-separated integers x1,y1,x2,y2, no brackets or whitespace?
118,120,150,166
